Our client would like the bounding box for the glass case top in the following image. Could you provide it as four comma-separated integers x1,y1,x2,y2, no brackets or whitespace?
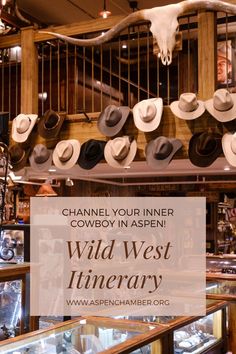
0,317,161,354
207,280,236,298
206,255,236,274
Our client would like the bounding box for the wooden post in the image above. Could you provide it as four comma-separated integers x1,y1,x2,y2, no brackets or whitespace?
198,11,217,100
20,27,38,114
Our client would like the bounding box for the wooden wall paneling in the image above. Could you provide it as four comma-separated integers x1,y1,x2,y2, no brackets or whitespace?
21,27,38,114
198,11,217,100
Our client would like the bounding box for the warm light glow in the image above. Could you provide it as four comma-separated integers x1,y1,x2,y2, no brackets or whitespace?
99,9,111,18
1,0,7,6
122,44,127,49
224,166,230,171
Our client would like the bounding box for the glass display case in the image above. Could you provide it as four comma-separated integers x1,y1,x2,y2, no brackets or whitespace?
0,263,30,340
206,254,236,274
170,300,228,354
0,317,168,354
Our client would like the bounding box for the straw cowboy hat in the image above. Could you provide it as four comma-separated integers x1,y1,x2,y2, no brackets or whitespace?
104,136,137,168
78,139,106,170
38,110,65,139
97,105,130,137
133,98,163,132
170,93,205,120
205,89,236,122
145,136,182,169
29,144,52,171
222,132,236,167
9,144,30,171
12,114,38,143
53,139,80,170
188,131,222,167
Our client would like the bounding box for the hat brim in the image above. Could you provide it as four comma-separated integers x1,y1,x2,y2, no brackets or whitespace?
104,139,137,168
97,106,130,137
145,138,182,169
133,98,163,132
53,139,81,170
78,140,106,170
222,132,236,167
205,94,236,122
188,132,222,167
170,100,205,120
29,150,52,171
12,114,38,143
38,111,65,139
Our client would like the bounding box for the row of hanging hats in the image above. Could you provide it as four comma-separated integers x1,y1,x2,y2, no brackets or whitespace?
9,128,236,172
11,88,236,146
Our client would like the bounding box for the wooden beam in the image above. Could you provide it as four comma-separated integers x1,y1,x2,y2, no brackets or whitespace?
198,11,217,100
21,27,38,113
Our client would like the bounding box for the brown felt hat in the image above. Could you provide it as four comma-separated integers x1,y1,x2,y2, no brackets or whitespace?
38,110,65,139
97,105,130,137
9,144,29,171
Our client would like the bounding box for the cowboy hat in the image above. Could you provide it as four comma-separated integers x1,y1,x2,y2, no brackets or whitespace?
29,144,52,171
145,136,182,169
188,131,222,167
104,136,137,168
170,93,205,120
97,105,130,137
12,114,38,143
38,110,65,139
78,139,106,170
53,139,80,170
205,89,236,122
9,144,30,171
222,132,236,167
133,98,163,132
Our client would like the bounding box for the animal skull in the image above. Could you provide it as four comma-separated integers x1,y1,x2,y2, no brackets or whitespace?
39,0,236,66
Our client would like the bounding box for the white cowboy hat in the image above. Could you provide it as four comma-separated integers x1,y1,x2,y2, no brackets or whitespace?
104,136,137,168
133,98,163,132
12,113,38,143
170,93,205,120
222,132,236,167
29,144,52,171
53,139,81,170
205,89,236,122
145,136,182,169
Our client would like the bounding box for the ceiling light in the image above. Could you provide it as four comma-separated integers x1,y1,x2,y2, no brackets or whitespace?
48,168,56,172
65,177,74,187
99,0,111,18
122,44,127,49
1,0,7,6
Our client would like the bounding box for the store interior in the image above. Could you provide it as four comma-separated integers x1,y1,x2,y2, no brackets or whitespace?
0,0,236,353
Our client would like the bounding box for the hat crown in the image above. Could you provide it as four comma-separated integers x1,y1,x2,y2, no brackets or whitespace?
231,134,236,154
153,137,173,160
111,136,130,161
178,93,198,112
10,145,25,163
85,140,102,160
213,89,233,111
196,133,218,155
57,141,73,162
139,102,157,122
105,105,122,127
33,144,50,164
15,115,31,134
44,112,59,129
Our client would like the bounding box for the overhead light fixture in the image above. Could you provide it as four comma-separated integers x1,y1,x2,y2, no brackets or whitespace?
1,0,7,6
36,182,58,197
65,177,74,187
99,0,111,19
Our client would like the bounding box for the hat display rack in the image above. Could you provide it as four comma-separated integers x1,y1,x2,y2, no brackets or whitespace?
9,87,236,172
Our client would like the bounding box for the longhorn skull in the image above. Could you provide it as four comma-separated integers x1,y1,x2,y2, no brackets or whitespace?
39,0,236,65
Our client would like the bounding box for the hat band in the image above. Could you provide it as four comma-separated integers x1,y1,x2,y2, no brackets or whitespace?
34,155,49,164
196,139,219,156
214,101,233,112
59,147,73,162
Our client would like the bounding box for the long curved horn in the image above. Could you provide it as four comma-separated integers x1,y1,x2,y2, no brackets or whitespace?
39,10,147,46
180,0,236,15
